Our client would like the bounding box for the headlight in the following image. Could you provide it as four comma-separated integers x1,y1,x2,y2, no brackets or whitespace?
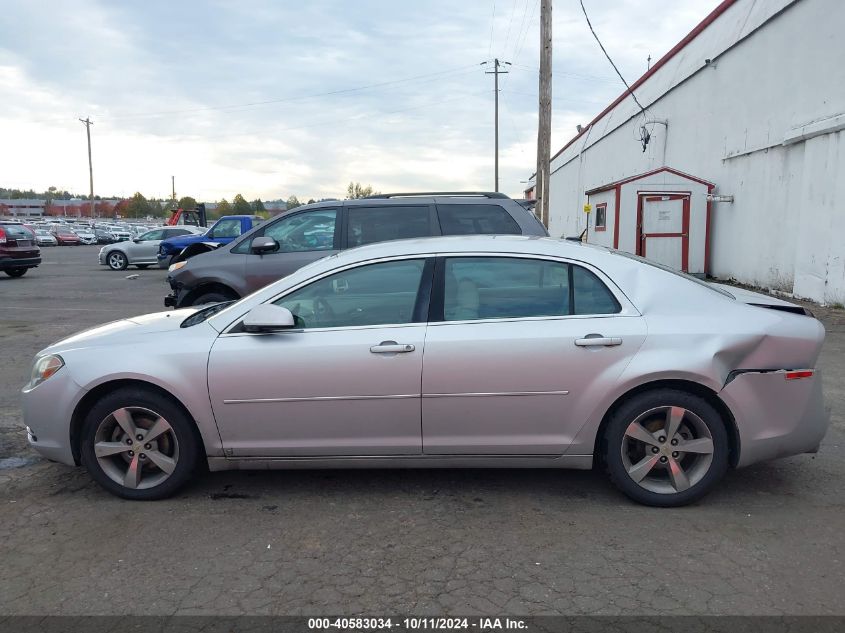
169,261,187,273
29,354,64,389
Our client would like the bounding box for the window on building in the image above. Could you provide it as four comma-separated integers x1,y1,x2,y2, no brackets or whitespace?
595,203,607,231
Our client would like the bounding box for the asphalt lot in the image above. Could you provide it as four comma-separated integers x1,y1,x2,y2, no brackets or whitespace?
1,245,845,616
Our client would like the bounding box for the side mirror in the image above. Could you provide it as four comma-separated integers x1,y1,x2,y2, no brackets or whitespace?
133,238,141,243
251,236,278,254
242,304,296,333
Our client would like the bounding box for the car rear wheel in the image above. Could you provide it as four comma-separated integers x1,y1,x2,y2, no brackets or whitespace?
79,388,199,500
107,251,128,270
4,267,27,277
603,389,729,507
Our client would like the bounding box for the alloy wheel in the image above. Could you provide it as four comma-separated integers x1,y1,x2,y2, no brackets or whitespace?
108,252,127,270
620,405,714,494
93,406,180,490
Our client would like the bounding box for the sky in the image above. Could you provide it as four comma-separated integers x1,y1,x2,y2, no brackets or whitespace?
0,0,716,202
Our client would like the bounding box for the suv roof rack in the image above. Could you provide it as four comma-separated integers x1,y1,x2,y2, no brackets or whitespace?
363,191,510,200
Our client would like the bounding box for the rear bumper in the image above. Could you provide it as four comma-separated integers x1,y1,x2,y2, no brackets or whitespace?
720,370,829,467
0,255,41,270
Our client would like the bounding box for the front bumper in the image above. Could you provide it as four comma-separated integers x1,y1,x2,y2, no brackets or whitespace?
720,370,829,467
21,369,86,466
164,275,189,308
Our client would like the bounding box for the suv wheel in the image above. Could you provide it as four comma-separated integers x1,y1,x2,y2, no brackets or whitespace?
107,251,128,270
4,267,27,278
189,289,237,306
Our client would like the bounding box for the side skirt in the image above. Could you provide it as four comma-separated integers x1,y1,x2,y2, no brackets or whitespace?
207,454,594,472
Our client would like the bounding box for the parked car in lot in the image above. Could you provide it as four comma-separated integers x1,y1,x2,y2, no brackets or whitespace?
98,226,205,270
52,227,81,246
94,229,117,244
165,193,547,307
73,227,98,245
21,235,829,504
34,229,58,247
156,215,264,269
0,221,41,277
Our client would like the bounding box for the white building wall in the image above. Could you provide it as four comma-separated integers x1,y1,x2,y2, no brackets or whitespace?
547,0,845,303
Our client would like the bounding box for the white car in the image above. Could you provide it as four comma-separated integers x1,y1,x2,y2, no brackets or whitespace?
98,226,205,270
34,229,58,246
73,227,97,245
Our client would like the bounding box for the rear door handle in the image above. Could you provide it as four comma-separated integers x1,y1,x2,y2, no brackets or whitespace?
575,336,622,347
370,341,415,354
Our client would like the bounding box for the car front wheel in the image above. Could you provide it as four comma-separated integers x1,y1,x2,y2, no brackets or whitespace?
79,387,200,500
603,389,729,507
4,267,28,277
107,251,128,270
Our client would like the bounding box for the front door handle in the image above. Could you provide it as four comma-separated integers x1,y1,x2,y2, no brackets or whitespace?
370,341,415,354
575,335,622,347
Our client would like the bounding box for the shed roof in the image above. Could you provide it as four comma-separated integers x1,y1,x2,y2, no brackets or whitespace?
585,166,714,196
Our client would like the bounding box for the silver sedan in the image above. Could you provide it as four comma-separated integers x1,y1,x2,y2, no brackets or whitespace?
98,226,204,270
22,236,828,505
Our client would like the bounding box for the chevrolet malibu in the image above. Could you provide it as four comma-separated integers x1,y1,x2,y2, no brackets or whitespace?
22,236,828,505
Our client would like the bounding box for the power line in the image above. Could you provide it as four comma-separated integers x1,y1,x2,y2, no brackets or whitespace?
101,64,481,122
578,0,647,115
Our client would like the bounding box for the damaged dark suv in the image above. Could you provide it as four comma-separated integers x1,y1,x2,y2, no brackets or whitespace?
165,192,547,308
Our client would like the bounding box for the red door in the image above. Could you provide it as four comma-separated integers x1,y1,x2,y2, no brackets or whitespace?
636,194,690,272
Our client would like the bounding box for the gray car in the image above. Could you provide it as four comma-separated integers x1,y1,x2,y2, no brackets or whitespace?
98,226,205,270
165,192,548,308
22,236,828,505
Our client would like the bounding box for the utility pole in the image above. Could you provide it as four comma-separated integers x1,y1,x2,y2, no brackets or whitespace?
536,0,552,227
172,175,176,201
79,117,94,217
484,58,510,192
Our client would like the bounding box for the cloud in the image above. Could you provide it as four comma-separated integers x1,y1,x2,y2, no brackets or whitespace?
0,0,717,201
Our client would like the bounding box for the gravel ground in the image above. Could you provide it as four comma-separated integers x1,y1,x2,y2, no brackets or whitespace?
1,245,844,616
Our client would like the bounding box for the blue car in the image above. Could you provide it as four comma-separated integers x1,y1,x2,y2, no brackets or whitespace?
157,215,262,268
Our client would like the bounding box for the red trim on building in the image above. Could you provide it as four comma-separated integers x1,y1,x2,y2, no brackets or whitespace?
549,0,739,164
586,166,714,195
612,185,622,249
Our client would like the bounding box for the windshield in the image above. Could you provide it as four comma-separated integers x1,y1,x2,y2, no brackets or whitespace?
180,301,236,328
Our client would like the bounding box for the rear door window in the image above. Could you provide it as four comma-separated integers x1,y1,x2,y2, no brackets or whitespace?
347,206,432,248
437,204,521,235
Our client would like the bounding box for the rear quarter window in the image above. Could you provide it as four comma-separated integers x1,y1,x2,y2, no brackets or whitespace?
437,204,521,235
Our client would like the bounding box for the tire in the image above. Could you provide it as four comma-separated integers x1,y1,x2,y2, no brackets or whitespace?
4,267,27,278
603,388,729,507
106,251,128,270
189,289,237,306
79,387,200,500
136,264,151,270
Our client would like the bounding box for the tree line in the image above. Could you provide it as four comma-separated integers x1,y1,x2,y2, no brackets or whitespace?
3,182,380,219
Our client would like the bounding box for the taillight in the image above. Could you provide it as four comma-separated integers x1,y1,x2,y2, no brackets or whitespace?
0,227,5,244
785,370,814,380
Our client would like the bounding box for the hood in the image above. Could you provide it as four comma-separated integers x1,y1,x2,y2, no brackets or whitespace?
708,283,811,315
46,308,201,351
